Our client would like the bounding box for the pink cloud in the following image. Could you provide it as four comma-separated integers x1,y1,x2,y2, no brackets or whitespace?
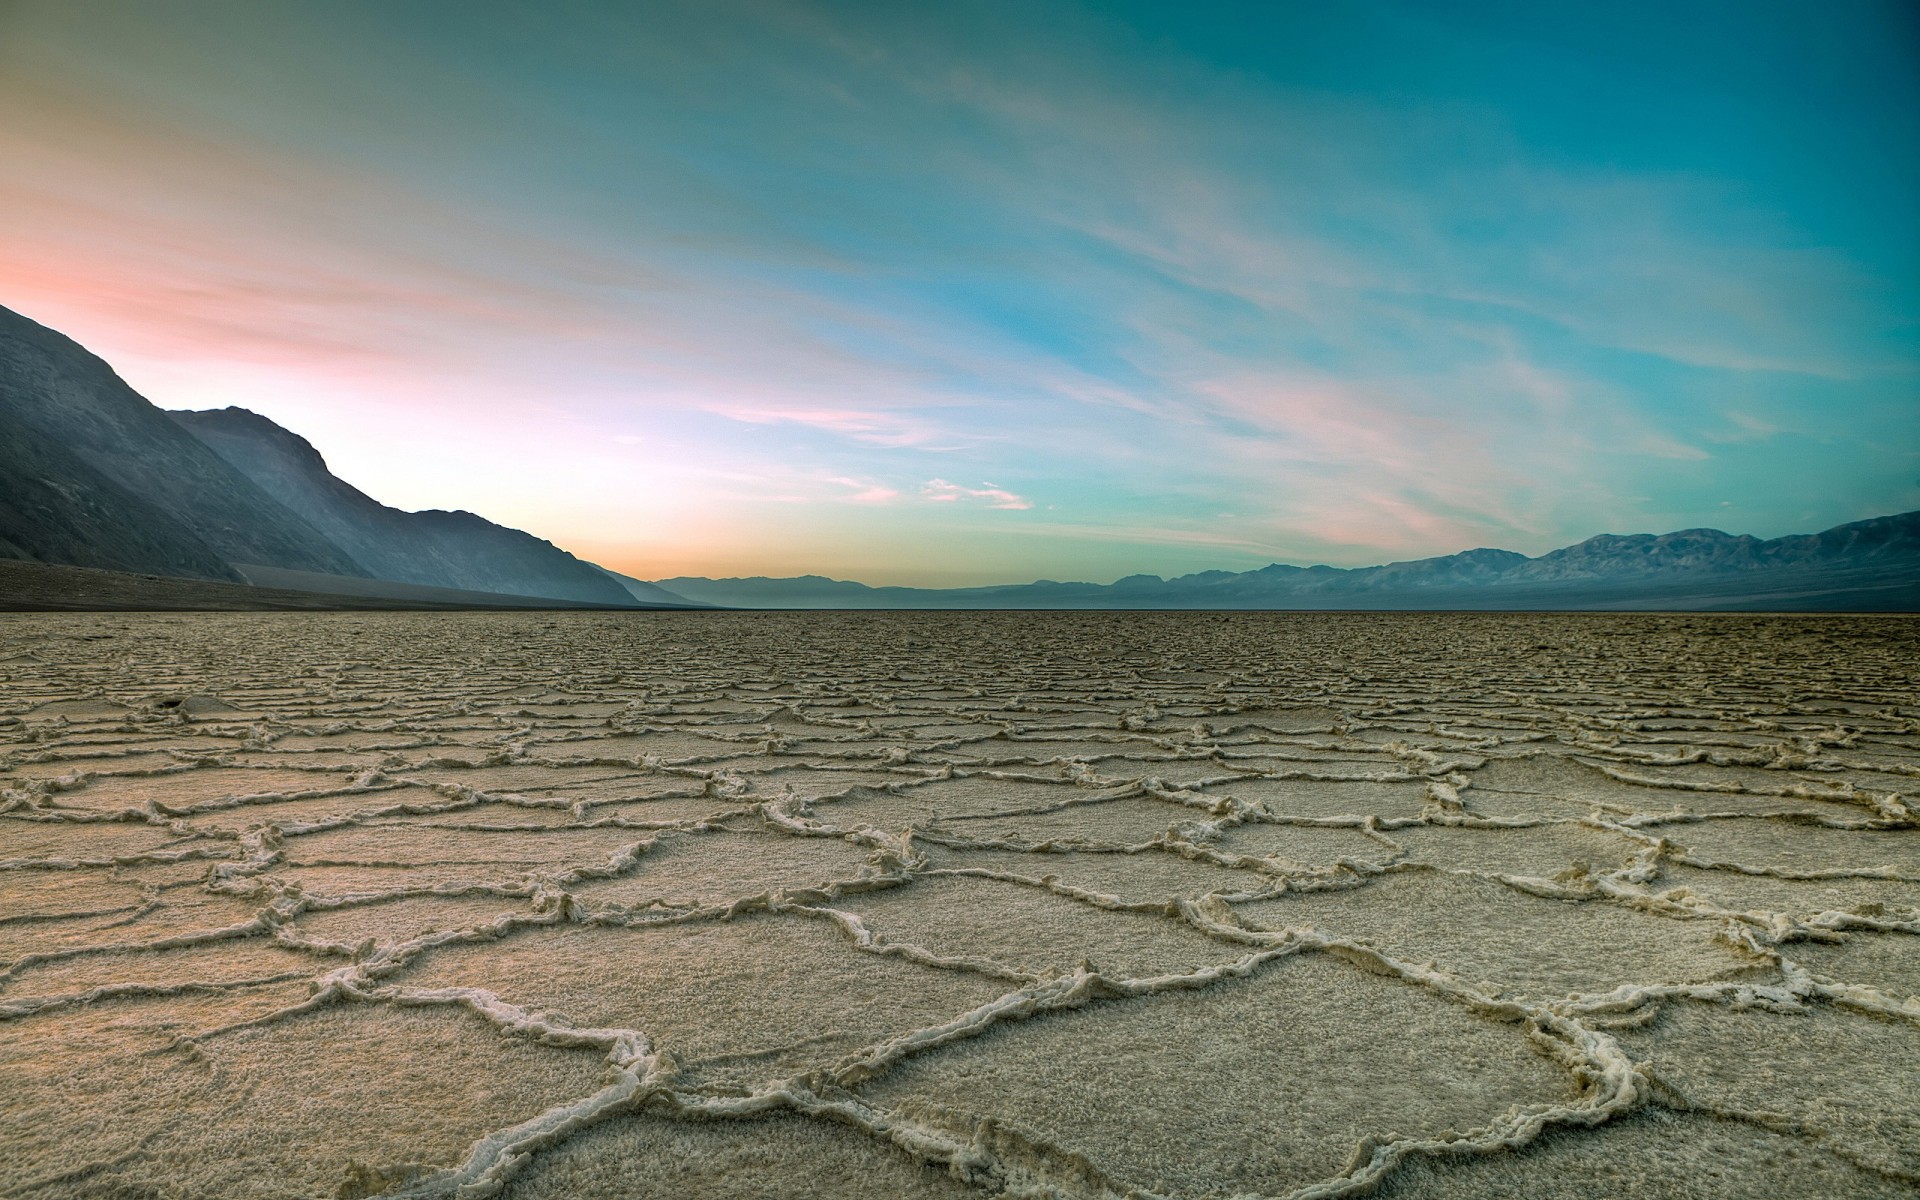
825,475,902,504
707,405,955,449
921,479,1032,510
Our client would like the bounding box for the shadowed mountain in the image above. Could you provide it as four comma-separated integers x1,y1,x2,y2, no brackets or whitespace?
0,305,367,582
0,558,658,613
595,566,704,607
656,513,1920,611
170,407,644,605
6,301,1911,613
0,303,685,607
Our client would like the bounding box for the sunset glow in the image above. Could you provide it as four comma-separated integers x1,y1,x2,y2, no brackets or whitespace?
3,0,1915,585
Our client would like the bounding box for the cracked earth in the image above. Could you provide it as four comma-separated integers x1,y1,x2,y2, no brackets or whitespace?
1,610,1915,1199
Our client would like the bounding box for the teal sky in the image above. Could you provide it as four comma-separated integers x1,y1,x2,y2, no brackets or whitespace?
2,0,1915,584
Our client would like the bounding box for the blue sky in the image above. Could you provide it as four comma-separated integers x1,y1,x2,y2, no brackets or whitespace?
1,0,1914,584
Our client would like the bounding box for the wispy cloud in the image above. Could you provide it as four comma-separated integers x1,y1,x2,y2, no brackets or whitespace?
921,479,1033,510
1,0,1911,583
706,405,958,449
826,475,901,504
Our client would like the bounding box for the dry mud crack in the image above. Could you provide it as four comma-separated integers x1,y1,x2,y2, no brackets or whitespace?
1,610,1915,1198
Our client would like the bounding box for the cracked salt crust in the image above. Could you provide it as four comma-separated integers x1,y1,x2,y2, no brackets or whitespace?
0,610,1915,1198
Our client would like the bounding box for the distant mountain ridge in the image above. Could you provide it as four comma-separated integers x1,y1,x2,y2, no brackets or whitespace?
0,303,689,607
3,301,1913,613
656,512,1920,611
170,406,639,605
594,565,704,607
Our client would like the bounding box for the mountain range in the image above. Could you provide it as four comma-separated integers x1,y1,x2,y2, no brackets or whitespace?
0,304,688,608
1,301,1914,612
657,511,1919,611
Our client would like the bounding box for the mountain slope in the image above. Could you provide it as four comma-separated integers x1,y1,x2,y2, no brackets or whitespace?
654,513,1920,610
595,567,701,607
6,301,1912,613
0,305,368,581
171,407,636,605
0,303,649,606
0,558,652,613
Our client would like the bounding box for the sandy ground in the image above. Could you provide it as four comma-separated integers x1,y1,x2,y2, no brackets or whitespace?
0,610,1915,1199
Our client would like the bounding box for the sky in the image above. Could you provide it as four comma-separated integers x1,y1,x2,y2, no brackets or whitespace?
1,0,1915,586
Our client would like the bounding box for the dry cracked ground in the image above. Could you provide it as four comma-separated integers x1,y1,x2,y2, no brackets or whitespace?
1,610,1916,1200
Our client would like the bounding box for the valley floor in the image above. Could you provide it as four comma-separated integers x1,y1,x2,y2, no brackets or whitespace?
1,610,1916,1198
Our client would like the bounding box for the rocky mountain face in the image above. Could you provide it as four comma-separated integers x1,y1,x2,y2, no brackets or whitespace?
0,304,656,605
170,407,638,605
1511,519,1917,581
0,305,367,581
655,513,1920,611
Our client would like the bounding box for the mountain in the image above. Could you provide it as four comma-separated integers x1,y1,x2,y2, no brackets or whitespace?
0,305,367,582
6,301,1912,613
656,574,886,607
0,558,658,613
654,512,1920,611
0,303,670,607
169,407,641,605
595,566,704,607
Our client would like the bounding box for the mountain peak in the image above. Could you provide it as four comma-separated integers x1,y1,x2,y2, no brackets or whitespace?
651,511,1920,610
173,406,337,475
0,304,643,606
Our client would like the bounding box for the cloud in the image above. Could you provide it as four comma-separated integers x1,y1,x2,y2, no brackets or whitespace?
1703,410,1783,444
1637,435,1712,461
706,406,957,449
3,0,1911,581
825,475,901,504
921,479,1033,510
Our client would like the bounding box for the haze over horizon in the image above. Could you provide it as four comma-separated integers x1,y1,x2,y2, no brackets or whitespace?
2,0,1916,588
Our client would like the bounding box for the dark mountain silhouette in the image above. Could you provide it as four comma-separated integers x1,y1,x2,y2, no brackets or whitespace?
0,305,366,581
656,512,1920,611
0,558,658,613
170,407,641,605
0,303,678,607
3,301,1912,613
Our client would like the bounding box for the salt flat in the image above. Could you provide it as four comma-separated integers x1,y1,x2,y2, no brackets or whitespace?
1,610,1915,1199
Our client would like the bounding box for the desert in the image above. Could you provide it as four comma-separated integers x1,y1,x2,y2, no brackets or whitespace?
2,609,1915,1199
